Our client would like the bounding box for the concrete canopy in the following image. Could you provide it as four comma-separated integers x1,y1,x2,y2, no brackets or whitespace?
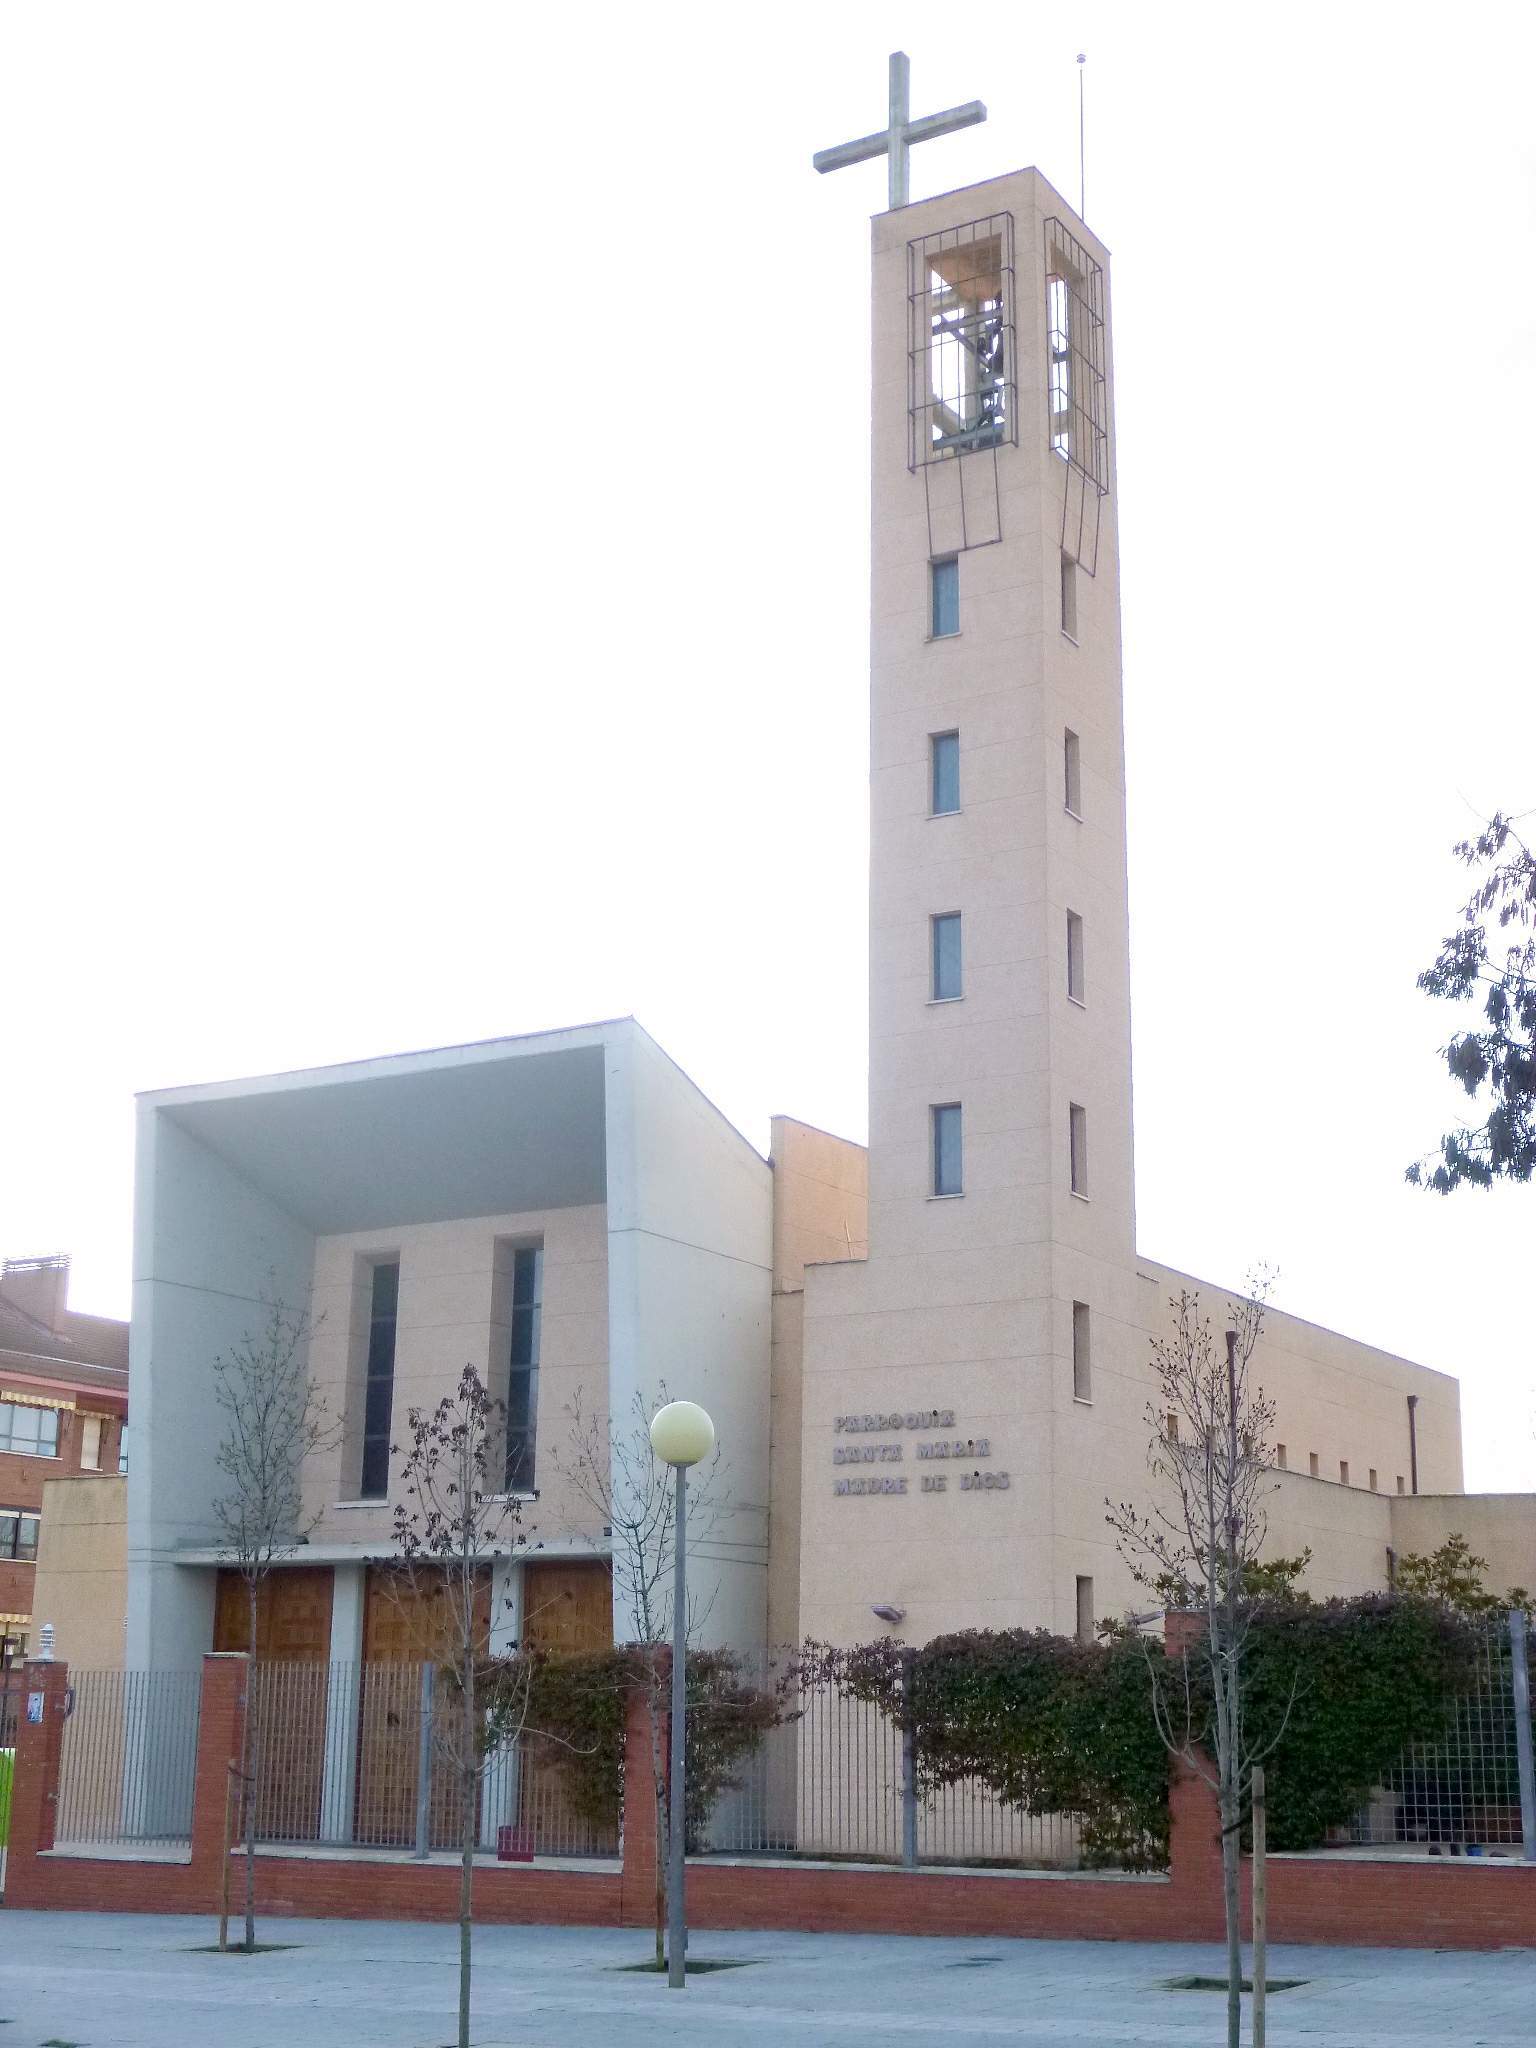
145,1028,610,1234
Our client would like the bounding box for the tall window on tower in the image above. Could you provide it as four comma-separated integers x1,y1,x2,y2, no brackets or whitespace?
504,1246,542,1493
930,731,960,816
931,913,963,1000
1044,221,1109,494
908,215,1016,468
359,1259,400,1500
930,557,960,637
931,1104,963,1197
1069,1103,1089,1197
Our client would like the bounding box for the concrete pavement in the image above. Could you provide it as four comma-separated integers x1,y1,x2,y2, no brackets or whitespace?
0,1912,1531,2046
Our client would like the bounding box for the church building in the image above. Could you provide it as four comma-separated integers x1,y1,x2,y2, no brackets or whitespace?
114,138,1532,1687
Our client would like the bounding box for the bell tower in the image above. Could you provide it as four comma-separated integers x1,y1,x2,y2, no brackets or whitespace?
799,136,1140,1646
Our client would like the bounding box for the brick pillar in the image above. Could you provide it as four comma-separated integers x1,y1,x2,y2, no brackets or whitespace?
620,1684,662,1931
1160,1611,1230,1937
1167,1758,1225,1934
190,1653,249,1881
6,1658,71,1896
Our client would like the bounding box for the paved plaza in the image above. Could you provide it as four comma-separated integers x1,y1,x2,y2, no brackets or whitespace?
0,1913,1531,2046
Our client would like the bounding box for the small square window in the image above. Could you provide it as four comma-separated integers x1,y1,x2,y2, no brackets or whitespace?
1308,1452,1320,1478
1064,729,1082,816
1075,1574,1094,1645
930,557,960,637
1068,1102,1088,1197
1276,1443,1287,1470
931,1103,963,1197
930,731,960,816
1060,552,1078,640
931,913,962,1001
1066,910,1085,1004
1071,1301,1091,1401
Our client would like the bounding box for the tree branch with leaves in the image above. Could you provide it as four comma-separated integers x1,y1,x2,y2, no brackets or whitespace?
1409,810,1536,1191
1107,1273,1289,2048
210,1290,338,1954
388,1364,534,2048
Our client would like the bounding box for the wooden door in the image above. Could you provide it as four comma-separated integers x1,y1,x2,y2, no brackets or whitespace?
522,1561,613,1652
519,1562,616,1852
214,1567,333,1842
356,1564,492,1848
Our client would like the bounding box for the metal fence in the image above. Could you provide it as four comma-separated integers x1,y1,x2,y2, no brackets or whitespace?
248,1661,618,1859
696,1653,1094,1871
55,1668,202,1850
1332,1610,1536,1858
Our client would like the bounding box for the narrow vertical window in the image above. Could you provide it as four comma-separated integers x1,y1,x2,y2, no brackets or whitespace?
78,1414,103,1471
1068,1102,1088,1196
930,731,960,815
359,1260,400,1500
1075,1575,1095,1645
1071,1301,1091,1401
1339,1460,1349,1486
1165,1412,1179,1443
1064,728,1082,816
1369,1468,1378,1492
931,1103,963,1197
1276,1443,1287,1470
931,913,963,1000
1066,910,1085,1003
117,1424,129,1475
505,1247,543,1492
1396,1474,1406,1494
1060,552,1078,639
1308,1452,1320,1478
930,556,960,638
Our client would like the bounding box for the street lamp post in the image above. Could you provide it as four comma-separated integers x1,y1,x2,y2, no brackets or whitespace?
647,1398,716,1990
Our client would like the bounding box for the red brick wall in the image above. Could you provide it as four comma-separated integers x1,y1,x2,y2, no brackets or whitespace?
5,1653,1533,1951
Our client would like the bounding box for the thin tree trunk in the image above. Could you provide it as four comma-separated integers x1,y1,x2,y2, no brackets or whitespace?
459,1595,476,2046
1221,1796,1241,2048
244,1581,258,1954
458,1759,474,2048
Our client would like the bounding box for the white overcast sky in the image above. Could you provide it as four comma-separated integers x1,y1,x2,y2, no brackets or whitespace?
2,4,1532,1491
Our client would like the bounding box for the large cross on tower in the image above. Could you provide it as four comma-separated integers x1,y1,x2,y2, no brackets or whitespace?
813,51,986,212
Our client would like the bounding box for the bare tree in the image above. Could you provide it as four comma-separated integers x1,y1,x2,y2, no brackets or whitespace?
390,1364,533,2048
210,1291,338,1954
1107,1275,1285,2048
550,1385,725,1965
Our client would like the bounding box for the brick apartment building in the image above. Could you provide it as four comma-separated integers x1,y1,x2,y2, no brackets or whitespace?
0,1255,128,1665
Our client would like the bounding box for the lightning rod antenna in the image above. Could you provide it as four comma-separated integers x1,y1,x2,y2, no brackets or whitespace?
1077,53,1087,221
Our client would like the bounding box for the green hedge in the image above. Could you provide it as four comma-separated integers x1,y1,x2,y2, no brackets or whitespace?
814,1595,1489,1864
468,1594,1494,1871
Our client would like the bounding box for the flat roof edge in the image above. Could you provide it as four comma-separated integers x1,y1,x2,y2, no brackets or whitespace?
137,1016,638,1109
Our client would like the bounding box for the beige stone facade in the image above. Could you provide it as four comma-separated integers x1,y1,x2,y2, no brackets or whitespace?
302,1201,610,1560
780,166,1504,1653
29,1474,127,1669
